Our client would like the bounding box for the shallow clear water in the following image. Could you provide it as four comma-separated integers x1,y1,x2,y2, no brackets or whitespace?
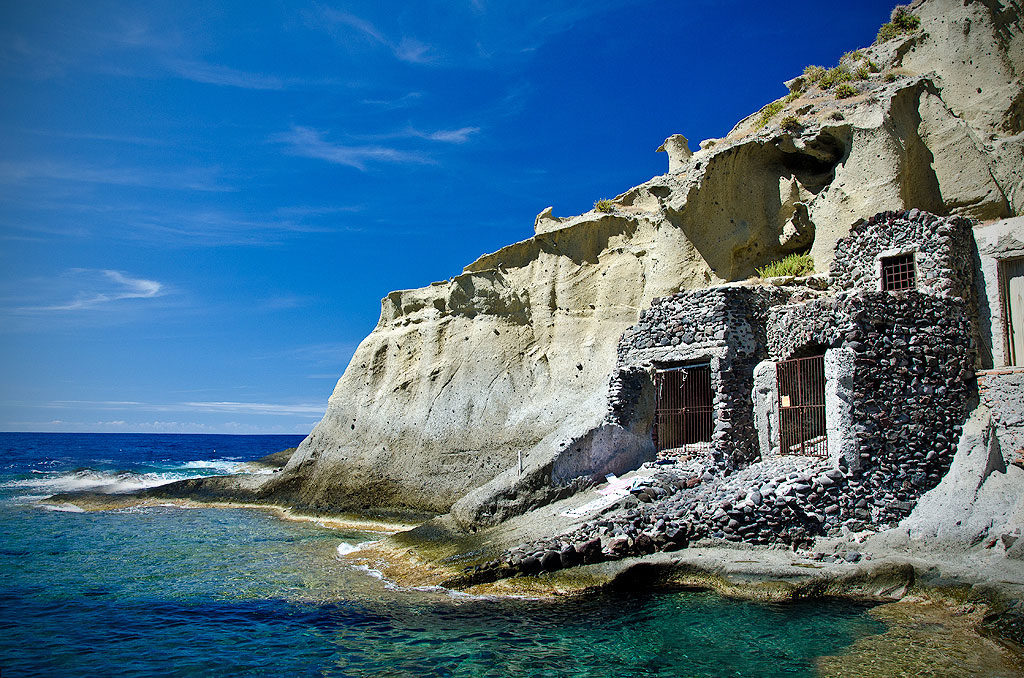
0,433,885,677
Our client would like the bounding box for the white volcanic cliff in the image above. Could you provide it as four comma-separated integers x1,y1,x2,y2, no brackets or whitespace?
268,0,1023,520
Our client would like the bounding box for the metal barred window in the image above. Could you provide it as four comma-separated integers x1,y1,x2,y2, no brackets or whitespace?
653,364,713,454
881,253,916,291
776,354,827,457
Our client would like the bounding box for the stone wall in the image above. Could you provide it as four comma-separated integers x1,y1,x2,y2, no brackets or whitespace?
768,290,973,526
829,209,976,300
611,285,792,470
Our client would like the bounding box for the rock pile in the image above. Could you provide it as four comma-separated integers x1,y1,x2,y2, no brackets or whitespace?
471,454,864,580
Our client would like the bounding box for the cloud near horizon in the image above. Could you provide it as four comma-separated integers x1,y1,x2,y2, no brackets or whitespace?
38,399,324,416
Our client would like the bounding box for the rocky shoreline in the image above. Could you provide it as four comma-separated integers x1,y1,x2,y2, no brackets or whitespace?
42,454,1024,659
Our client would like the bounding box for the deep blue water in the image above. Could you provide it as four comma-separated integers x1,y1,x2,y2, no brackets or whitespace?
0,433,885,677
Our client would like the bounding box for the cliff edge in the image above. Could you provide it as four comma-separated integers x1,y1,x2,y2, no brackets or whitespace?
243,0,1022,519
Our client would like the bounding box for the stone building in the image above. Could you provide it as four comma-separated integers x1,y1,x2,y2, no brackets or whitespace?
606,209,1006,526
489,210,1022,575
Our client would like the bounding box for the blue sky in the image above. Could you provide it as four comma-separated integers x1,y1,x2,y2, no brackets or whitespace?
1,0,899,434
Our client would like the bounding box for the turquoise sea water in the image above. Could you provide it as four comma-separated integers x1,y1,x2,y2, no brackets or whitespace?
0,433,885,677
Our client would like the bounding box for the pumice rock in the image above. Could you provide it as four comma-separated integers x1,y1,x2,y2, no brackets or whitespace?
656,134,692,174
151,0,1024,533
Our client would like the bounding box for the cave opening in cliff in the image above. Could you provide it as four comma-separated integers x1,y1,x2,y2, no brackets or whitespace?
776,353,827,457
653,364,713,455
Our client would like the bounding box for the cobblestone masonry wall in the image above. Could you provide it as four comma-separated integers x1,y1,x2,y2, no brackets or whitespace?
769,290,973,525
610,286,792,469
829,209,976,300
462,210,979,582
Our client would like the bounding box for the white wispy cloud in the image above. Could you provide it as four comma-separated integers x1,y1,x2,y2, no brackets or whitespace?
165,59,285,90
422,126,480,143
346,125,481,144
275,126,431,171
0,198,350,248
316,8,435,64
2,418,310,434
21,269,165,312
181,401,325,415
310,1,635,69
359,91,423,108
0,159,231,192
323,10,387,44
393,37,432,64
38,399,324,416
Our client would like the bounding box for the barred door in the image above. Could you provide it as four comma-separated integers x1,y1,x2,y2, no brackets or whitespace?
776,354,827,456
653,364,712,453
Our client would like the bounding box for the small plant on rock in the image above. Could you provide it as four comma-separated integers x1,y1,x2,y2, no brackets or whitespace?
803,65,826,87
819,66,853,89
784,90,802,104
841,49,864,64
780,115,801,132
835,83,858,99
594,199,614,213
876,6,921,43
756,100,785,128
755,252,815,278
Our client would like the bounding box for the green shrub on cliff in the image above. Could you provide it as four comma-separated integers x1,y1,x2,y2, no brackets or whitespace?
835,83,858,99
819,66,853,89
594,199,614,213
756,252,814,278
802,65,826,87
756,101,785,128
876,6,921,43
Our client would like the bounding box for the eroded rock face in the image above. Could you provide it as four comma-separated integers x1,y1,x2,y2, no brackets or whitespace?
269,0,1023,519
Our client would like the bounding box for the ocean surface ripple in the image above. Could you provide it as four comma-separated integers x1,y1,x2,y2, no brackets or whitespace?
0,433,884,677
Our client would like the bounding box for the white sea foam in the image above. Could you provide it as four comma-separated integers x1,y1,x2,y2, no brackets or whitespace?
351,564,384,580
2,459,245,500
39,502,85,513
335,540,379,558
409,585,497,601
336,542,362,557
180,460,242,472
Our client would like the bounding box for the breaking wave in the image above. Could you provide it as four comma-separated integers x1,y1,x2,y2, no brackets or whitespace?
335,540,379,558
0,458,246,502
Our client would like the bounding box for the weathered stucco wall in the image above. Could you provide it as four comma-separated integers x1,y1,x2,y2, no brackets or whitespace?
975,217,1024,369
